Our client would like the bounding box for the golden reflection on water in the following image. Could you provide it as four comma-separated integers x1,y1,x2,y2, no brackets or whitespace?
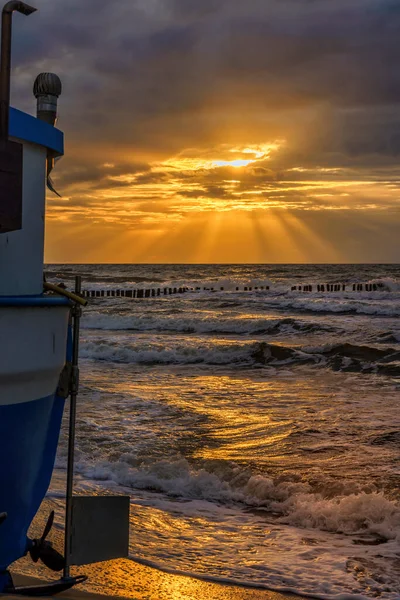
14,365,394,599
78,361,372,479
17,499,286,600
83,367,321,467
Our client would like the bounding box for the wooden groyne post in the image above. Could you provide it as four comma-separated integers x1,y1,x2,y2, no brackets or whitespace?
81,281,386,299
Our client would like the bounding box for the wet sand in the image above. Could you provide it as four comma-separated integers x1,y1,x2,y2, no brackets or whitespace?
6,571,307,600
6,499,307,600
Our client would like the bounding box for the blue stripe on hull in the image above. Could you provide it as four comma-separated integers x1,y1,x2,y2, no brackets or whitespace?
0,393,65,575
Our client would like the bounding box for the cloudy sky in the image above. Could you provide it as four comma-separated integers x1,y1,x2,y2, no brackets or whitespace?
11,0,400,263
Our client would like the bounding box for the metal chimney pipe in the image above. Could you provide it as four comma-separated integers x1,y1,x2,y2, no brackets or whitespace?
33,72,62,125
0,1,37,142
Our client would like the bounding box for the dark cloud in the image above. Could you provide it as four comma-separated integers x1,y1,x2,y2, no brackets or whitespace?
53,159,150,187
9,0,400,261
133,171,171,185
12,0,400,146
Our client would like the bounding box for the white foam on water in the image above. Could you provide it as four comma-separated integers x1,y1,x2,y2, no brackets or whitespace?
79,336,308,366
369,278,400,293
45,265,400,599
82,312,336,334
67,458,400,540
80,338,258,365
261,295,400,318
48,464,400,599
78,336,400,379
81,290,400,331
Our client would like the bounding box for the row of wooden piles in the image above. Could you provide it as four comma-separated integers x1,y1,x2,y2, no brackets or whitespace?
81,285,272,298
82,287,189,298
81,282,385,299
291,283,384,292
200,286,270,292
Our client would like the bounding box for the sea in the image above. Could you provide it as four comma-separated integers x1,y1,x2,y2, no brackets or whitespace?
44,264,400,599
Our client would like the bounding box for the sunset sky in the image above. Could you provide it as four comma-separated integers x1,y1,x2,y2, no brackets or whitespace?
11,0,400,263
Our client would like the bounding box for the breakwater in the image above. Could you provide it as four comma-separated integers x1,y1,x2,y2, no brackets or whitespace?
80,282,387,299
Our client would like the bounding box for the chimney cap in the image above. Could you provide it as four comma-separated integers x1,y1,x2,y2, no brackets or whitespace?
33,72,62,98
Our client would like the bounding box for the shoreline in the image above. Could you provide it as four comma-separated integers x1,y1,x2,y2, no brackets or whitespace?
6,571,308,600
9,498,309,600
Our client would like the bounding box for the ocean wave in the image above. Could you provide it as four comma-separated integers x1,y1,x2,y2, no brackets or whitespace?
373,331,400,345
47,270,400,293
76,457,400,542
369,277,400,293
80,338,258,365
80,338,308,366
82,312,336,335
82,288,400,318
262,296,400,317
254,342,400,375
304,341,400,362
80,338,400,375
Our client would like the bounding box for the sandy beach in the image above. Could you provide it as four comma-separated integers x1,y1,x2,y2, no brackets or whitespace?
5,571,307,600
5,499,307,600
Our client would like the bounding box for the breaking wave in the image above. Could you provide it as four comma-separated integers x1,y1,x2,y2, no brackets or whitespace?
80,338,400,375
262,296,400,317
75,457,400,542
82,313,337,335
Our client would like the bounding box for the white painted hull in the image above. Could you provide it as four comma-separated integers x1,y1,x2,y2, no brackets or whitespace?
0,302,70,575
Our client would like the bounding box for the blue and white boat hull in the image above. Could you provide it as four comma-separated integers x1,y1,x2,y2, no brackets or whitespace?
0,299,70,579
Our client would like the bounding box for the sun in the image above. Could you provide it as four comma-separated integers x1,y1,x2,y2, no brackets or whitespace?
211,159,255,168
162,141,284,172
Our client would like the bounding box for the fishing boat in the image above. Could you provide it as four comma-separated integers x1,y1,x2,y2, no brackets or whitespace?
0,3,129,595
